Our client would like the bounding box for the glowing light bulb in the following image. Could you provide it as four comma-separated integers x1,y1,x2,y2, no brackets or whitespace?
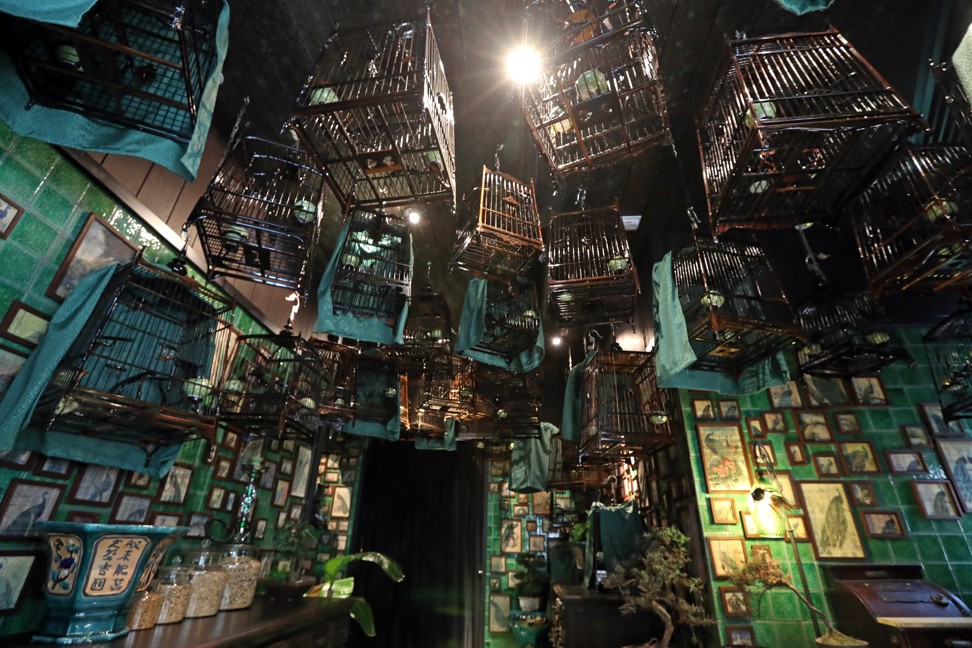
407,210,420,224
506,46,541,85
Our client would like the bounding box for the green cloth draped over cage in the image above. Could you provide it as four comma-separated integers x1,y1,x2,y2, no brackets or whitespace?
651,251,789,395
414,418,457,451
772,0,836,15
509,421,556,493
0,0,99,27
583,500,646,586
0,1,230,181
953,21,972,103
341,356,402,442
560,350,596,442
455,277,544,373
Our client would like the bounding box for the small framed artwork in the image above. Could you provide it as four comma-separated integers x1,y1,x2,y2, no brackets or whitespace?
224,492,237,512
331,485,352,518
335,534,348,551
774,472,802,509
528,534,546,553
324,470,341,483
233,438,264,482
786,514,810,541
693,399,715,420
0,448,33,470
746,417,766,440
710,498,737,525
902,424,932,449
488,482,499,494
0,480,62,536
750,544,772,563
125,471,152,490
277,511,288,528
292,445,314,500
157,464,192,505
186,513,209,538
936,438,972,511
813,454,841,477
0,345,28,398
802,375,852,407
720,586,752,617
707,537,746,578
337,519,349,532
719,400,741,419
206,487,226,510
46,213,139,302
0,192,25,239
254,519,268,540
795,411,832,442
886,450,927,475
922,403,964,438
283,440,296,453
490,555,506,572
489,576,502,591
785,442,808,466
280,458,295,476
507,571,525,589
110,494,151,524
513,505,529,517
214,457,233,480
848,482,878,507
762,411,787,434
500,519,522,553
222,430,239,450
489,460,509,477
533,491,551,515
768,381,803,408
913,480,962,519
0,301,50,349
259,461,277,490
697,423,751,493
488,593,511,633
272,480,290,507
68,464,119,505
851,376,888,405
861,510,906,538
834,413,861,436
725,626,756,647
838,441,880,475
289,503,303,521
799,482,865,559
750,442,776,470
525,520,538,533
36,456,73,478
740,511,759,539
152,512,182,528
0,551,39,615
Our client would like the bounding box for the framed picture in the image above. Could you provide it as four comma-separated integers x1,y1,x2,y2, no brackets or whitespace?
902,424,932,449
489,576,502,591
233,438,264,482
292,445,314,500
787,514,809,541
785,442,808,466
68,464,119,505
525,520,538,533
838,441,881,475
725,626,756,647
0,448,33,470
913,480,962,519
813,453,841,477
719,400,741,419
489,460,508,477
795,411,832,442
186,513,209,538
693,399,715,420
768,381,803,408
488,593,511,633
750,544,772,563
324,470,340,484
254,519,267,540
222,430,239,450
490,555,506,572
152,512,182,528
0,192,25,239
272,480,290,508
110,494,151,524
720,586,752,617
289,503,303,521
282,440,296,453
802,375,852,407
886,450,927,475
533,491,551,515
488,482,499,494
224,492,237,512
0,301,50,349
861,510,906,538
935,439,972,512
512,505,529,517
46,213,139,302
851,376,888,405
799,482,866,559
206,487,225,510
922,403,964,438
746,417,766,440
528,534,545,553
280,458,294,476
331,485,352,518
848,482,878,507
125,471,152,490
214,457,233,480
0,551,39,614
773,472,802,509
157,464,192,504
697,423,751,493
500,519,522,553
36,456,72,478
259,461,277,490
834,413,861,436
740,511,759,539
0,480,62,536
706,537,746,578
750,442,775,470
0,345,28,397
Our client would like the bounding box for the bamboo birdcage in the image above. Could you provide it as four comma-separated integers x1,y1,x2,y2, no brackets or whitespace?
451,166,544,280
2,0,224,143
924,309,972,421
848,145,972,296
547,205,639,326
306,337,358,419
188,136,325,293
288,12,455,209
671,237,803,372
519,0,669,175
30,260,234,457
698,29,924,234
462,279,542,364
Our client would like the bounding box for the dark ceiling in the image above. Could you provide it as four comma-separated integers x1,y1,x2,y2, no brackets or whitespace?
209,0,970,419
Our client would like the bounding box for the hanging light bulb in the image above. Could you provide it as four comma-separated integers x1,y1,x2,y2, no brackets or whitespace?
505,46,541,85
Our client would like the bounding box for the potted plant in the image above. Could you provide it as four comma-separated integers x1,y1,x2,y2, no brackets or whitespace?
305,551,404,637
729,553,867,647
601,528,714,648
513,552,550,612
265,520,318,598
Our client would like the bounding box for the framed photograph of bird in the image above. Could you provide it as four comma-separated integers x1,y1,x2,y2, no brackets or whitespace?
68,464,119,505
110,494,152,524
0,480,62,537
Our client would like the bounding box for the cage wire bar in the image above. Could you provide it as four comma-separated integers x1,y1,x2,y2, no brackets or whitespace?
30,260,234,459
848,145,972,296
288,11,455,209
930,62,972,149
306,337,358,420
697,29,925,234
410,354,487,422
671,236,804,373
463,279,542,364
924,309,972,422
2,0,223,143
476,368,542,439
187,136,326,293
547,204,639,326
397,282,452,372
519,0,669,175
219,331,329,442
451,166,544,280
330,207,412,322
402,371,447,439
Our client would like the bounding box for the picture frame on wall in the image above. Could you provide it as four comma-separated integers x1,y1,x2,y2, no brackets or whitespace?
885,450,927,475
488,593,511,633
913,480,962,520
785,442,808,466
528,534,545,553
206,487,226,510
0,192,25,239
532,491,551,515
157,464,192,504
214,457,233,480
834,412,861,435
795,411,832,442
740,511,759,539
709,498,737,525
762,411,787,434
500,519,522,553
68,464,119,505
187,513,208,538
0,344,28,398
125,471,152,490
707,537,746,578
0,300,50,349
152,512,182,528
750,442,775,470
490,555,506,572
0,480,62,537
848,482,878,507
110,494,151,524
725,626,756,647
812,454,841,477
272,480,289,508
786,514,809,541
0,551,39,614
291,445,314,500
254,519,267,540
922,403,964,438
902,424,932,449
860,510,906,538
838,441,881,475
746,417,766,439
718,400,741,419
799,481,866,560
768,381,803,408
935,439,972,512
330,485,352,518
697,423,751,493
773,471,802,510
46,213,139,302
802,375,852,407
851,376,888,406
692,399,715,420
36,456,72,479
720,586,752,617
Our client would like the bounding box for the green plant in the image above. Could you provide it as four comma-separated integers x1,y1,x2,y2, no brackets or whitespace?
270,520,317,581
601,528,713,648
305,551,404,637
513,552,550,598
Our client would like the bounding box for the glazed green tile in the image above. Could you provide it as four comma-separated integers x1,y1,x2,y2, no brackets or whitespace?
47,160,91,200
79,187,116,217
0,282,19,312
867,540,893,562
0,119,15,144
11,136,58,174
922,563,956,590
864,409,893,430
9,212,58,256
891,541,919,562
940,534,971,557
31,185,78,229
0,243,40,285
913,536,946,562
0,157,44,204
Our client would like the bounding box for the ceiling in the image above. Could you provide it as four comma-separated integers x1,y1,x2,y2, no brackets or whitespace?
208,0,970,422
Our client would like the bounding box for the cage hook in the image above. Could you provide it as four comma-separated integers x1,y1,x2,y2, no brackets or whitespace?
494,143,504,172
284,291,301,332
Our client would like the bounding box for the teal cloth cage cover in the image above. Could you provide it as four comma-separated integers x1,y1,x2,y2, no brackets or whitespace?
0,1,230,180
510,421,556,493
773,0,836,14
414,418,457,451
954,21,972,103
560,350,597,442
583,500,646,586
455,277,544,373
315,217,412,345
651,251,790,395
342,355,401,442
0,0,99,26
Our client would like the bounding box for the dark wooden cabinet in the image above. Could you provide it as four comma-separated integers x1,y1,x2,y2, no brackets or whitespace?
549,584,661,648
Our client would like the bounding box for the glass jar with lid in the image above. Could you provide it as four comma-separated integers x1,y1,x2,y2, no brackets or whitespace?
219,545,261,610
153,566,191,624
126,589,162,631
184,550,229,618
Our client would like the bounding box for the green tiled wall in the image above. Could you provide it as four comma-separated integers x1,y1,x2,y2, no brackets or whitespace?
686,330,972,648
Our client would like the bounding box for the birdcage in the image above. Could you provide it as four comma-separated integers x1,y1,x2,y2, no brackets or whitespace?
288,12,455,208
401,370,448,438
796,290,909,378
460,279,542,364
30,260,234,456
220,331,329,441
329,207,412,321
930,61,972,148
577,350,675,463
475,368,542,438
698,29,924,234
519,0,669,175
849,145,972,296
451,166,544,280
187,136,325,293
307,337,358,419
410,354,487,422
547,205,639,326
924,309,972,421
2,0,224,143
398,283,452,372
671,237,803,372
352,350,400,425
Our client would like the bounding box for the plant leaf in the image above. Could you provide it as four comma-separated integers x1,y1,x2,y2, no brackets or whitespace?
323,551,405,584
349,597,376,637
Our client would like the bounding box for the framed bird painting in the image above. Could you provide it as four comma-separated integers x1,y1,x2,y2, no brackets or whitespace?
0,480,62,537
697,423,751,493
798,481,866,560
500,519,522,553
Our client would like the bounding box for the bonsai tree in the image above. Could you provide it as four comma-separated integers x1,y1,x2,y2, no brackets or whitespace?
305,551,404,638
729,553,866,646
513,552,550,610
601,528,713,648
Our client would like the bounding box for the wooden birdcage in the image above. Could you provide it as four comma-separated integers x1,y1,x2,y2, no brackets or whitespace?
547,205,639,326
188,136,325,293
352,350,400,425
924,309,972,421
30,260,234,456
288,12,455,208
451,166,544,280
698,29,924,234
398,283,452,372
307,337,358,419
796,290,909,378
402,371,448,438
849,145,972,296
2,0,224,143
671,237,803,372
410,354,487,422
930,61,972,149
519,0,669,175
330,207,411,321
578,350,675,463
476,368,542,438
462,279,542,364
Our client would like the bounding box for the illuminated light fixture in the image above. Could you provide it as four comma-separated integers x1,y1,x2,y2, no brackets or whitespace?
551,335,562,346
407,210,420,224
506,46,541,85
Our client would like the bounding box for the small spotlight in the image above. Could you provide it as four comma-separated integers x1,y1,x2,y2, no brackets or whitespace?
751,487,766,502
551,335,562,346
407,210,420,224
506,46,541,85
